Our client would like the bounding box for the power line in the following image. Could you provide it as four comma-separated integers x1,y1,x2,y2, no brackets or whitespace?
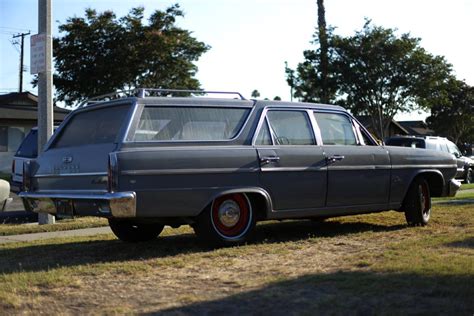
0,26,32,32
12,32,31,93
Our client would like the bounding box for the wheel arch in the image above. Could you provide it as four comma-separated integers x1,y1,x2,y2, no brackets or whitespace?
407,170,445,198
201,187,273,221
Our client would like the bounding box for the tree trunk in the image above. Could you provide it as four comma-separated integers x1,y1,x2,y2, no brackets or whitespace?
317,0,329,104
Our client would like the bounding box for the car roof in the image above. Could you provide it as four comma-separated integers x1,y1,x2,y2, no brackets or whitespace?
82,96,347,112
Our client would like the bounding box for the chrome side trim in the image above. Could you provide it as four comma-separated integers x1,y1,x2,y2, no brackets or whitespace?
261,167,327,172
121,167,259,176
34,172,108,178
391,164,457,169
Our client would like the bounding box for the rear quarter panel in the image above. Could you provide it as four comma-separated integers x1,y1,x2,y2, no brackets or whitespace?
116,146,260,217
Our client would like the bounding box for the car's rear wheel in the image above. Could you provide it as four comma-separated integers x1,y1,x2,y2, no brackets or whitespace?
108,218,164,242
402,178,431,226
193,193,255,246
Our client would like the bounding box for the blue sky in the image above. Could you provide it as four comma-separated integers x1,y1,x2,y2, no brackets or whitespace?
1,0,473,119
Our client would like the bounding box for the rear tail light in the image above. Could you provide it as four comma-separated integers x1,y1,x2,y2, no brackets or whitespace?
23,161,31,192
108,153,119,192
12,159,15,175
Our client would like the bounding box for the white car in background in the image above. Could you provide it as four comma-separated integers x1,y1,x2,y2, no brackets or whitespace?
11,127,58,193
0,179,12,211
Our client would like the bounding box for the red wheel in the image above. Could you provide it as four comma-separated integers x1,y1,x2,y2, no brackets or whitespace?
211,194,251,238
194,193,255,245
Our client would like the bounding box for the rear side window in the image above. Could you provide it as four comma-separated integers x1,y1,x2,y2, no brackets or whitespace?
266,110,315,145
314,112,357,145
132,106,250,141
15,129,38,158
53,105,130,148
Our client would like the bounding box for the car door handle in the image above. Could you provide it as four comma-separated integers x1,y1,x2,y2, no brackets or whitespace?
260,156,280,165
326,155,345,164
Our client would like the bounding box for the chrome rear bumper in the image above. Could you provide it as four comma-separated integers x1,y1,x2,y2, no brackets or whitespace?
19,191,136,218
446,178,462,197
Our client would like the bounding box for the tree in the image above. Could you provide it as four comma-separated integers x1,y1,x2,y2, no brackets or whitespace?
251,90,260,99
288,21,453,139
273,96,281,101
427,79,474,144
52,5,210,106
317,0,329,103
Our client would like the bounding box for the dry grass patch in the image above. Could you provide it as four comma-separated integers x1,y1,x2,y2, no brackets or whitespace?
0,202,472,314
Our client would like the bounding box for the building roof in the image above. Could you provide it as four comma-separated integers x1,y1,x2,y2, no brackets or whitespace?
398,120,435,136
355,116,410,135
0,92,70,121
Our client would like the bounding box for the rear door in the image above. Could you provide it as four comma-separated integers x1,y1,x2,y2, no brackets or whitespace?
313,111,391,207
255,109,327,210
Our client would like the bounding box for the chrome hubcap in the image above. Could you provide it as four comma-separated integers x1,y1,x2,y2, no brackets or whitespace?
218,200,241,227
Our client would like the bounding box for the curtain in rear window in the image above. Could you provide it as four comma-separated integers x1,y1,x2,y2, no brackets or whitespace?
132,106,250,141
52,105,130,148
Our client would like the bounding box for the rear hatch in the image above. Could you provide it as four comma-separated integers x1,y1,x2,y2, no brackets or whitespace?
32,103,131,192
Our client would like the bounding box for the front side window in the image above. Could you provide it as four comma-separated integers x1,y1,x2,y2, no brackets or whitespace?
132,106,250,141
314,112,357,145
447,141,462,157
265,110,315,145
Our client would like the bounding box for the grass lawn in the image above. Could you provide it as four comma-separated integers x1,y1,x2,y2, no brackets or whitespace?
0,201,472,314
460,182,474,190
0,217,108,236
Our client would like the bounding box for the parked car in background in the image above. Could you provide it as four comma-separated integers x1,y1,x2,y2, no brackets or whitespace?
0,179,12,211
11,127,58,193
385,136,474,183
20,89,460,246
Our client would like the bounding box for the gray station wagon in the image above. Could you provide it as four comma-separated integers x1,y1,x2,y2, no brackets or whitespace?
20,89,461,245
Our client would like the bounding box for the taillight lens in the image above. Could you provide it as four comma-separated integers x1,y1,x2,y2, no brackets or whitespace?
23,161,30,192
108,154,118,192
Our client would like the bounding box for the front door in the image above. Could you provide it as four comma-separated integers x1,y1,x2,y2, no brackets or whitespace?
255,109,327,210
313,112,391,207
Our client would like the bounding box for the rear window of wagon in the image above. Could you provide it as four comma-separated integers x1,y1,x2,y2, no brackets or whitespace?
132,106,251,141
51,105,131,148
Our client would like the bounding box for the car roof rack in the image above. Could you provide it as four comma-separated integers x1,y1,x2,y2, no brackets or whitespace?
77,88,246,108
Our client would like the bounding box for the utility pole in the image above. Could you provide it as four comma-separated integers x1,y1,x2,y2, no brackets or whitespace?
12,32,31,93
37,0,55,225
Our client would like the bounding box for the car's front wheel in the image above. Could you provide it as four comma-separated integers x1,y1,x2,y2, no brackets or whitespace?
193,193,255,246
402,177,431,226
108,219,164,242
465,168,472,184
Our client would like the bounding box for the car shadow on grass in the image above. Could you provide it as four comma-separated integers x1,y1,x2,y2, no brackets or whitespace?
148,271,474,315
0,219,406,275
445,236,474,249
